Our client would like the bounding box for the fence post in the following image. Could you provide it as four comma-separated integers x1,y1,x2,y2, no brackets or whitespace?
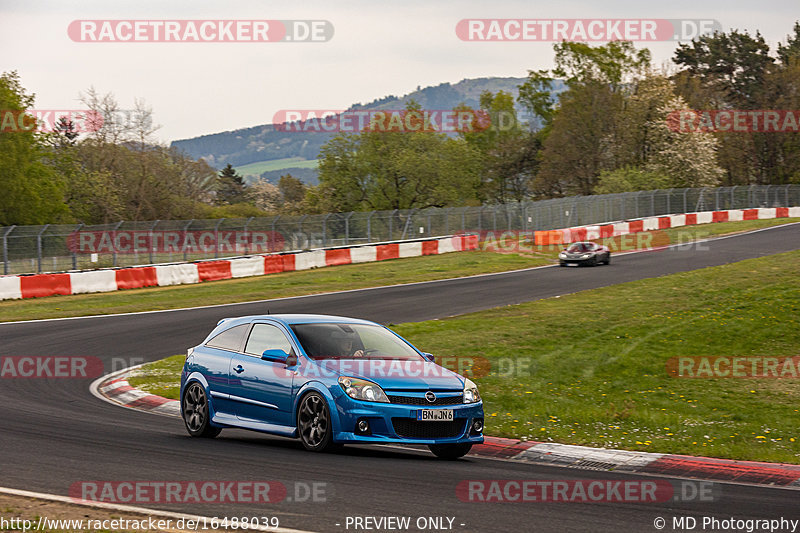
344,212,353,245
366,211,373,242
182,219,194,261
322,213,331,247
389,210,398,240
112,221,123,267
298,215,308,249
72,223,83,270
243,217,254,256
2,225,15,275
37,224,50,273
270,215,281,251
148,220,160,263
786,184,791,207
214,218,224,259
522,205,528,231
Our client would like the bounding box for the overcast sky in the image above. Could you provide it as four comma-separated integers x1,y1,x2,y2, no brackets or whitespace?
2,0,797,143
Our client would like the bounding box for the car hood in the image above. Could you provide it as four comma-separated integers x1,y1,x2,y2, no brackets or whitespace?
563,251,595,258
313,358,465,391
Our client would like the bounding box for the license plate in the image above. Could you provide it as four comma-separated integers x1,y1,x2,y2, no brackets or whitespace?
566,263,578,267
417,409,454,421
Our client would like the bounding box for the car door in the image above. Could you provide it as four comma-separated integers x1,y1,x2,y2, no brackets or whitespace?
195,323,250,416
228,321,297,427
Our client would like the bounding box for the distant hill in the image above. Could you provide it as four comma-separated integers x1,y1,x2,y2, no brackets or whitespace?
170,76,565,183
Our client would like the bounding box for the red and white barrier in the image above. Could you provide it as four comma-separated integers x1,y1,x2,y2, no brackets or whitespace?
476,206,799,253
0,275,22,300
0,235,476,301
552,207,796,246
69,269,117,294
155,264,200,286
229,257,263,278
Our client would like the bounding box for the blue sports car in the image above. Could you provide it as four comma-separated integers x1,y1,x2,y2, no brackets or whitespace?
180,314,484,459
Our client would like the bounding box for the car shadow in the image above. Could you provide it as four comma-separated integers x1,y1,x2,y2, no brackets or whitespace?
171,430,448,461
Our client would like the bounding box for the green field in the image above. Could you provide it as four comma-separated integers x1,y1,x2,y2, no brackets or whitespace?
235,158,319,177
394,250,800,463
128,244,800,463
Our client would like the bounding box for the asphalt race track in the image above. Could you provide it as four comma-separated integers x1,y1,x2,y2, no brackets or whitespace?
1,223,799,532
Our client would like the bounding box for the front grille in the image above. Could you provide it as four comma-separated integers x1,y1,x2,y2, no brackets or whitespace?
391,418,466,439
388,394,463,406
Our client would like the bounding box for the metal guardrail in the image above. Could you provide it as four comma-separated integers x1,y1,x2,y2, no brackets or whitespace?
2,185,798,275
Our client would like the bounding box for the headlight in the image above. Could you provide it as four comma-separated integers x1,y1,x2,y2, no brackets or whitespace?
580,253,590,259
338,376,389,403
558,252,567,258
463,378,481,404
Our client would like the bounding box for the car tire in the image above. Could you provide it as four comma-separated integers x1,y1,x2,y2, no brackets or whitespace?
182,382,222,438
428,443,473,460
604,254,611,265
298,392,341,452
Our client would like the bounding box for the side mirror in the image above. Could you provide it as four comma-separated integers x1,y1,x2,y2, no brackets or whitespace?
422,352,435,362
261,349,289,363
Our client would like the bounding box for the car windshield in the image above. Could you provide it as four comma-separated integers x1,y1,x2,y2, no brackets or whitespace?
290,323,424,361
566,243,593,253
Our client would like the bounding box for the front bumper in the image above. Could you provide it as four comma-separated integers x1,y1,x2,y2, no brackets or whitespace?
560,255,596,266
331,392,484,445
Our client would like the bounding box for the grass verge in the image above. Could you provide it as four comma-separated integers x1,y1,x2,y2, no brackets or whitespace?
396,249,800,463
0,252,547,323
1,218,795,323
127,354,185,399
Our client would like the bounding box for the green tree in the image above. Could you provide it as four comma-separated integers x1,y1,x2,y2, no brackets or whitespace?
535,79,621,196
594,166,671,194
672,26,800,184
278,174,306,202
216,164,246,205
460,91,538,203
531,41,652,196
0,71,70,225
316,102,482,212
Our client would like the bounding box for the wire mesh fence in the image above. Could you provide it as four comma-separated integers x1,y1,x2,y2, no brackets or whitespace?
2,184,798,275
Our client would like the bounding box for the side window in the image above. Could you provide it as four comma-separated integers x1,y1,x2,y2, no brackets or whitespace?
205,324,248,352
245,324,294,357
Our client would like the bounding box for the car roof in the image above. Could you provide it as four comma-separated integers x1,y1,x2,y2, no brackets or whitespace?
217,314,380,328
